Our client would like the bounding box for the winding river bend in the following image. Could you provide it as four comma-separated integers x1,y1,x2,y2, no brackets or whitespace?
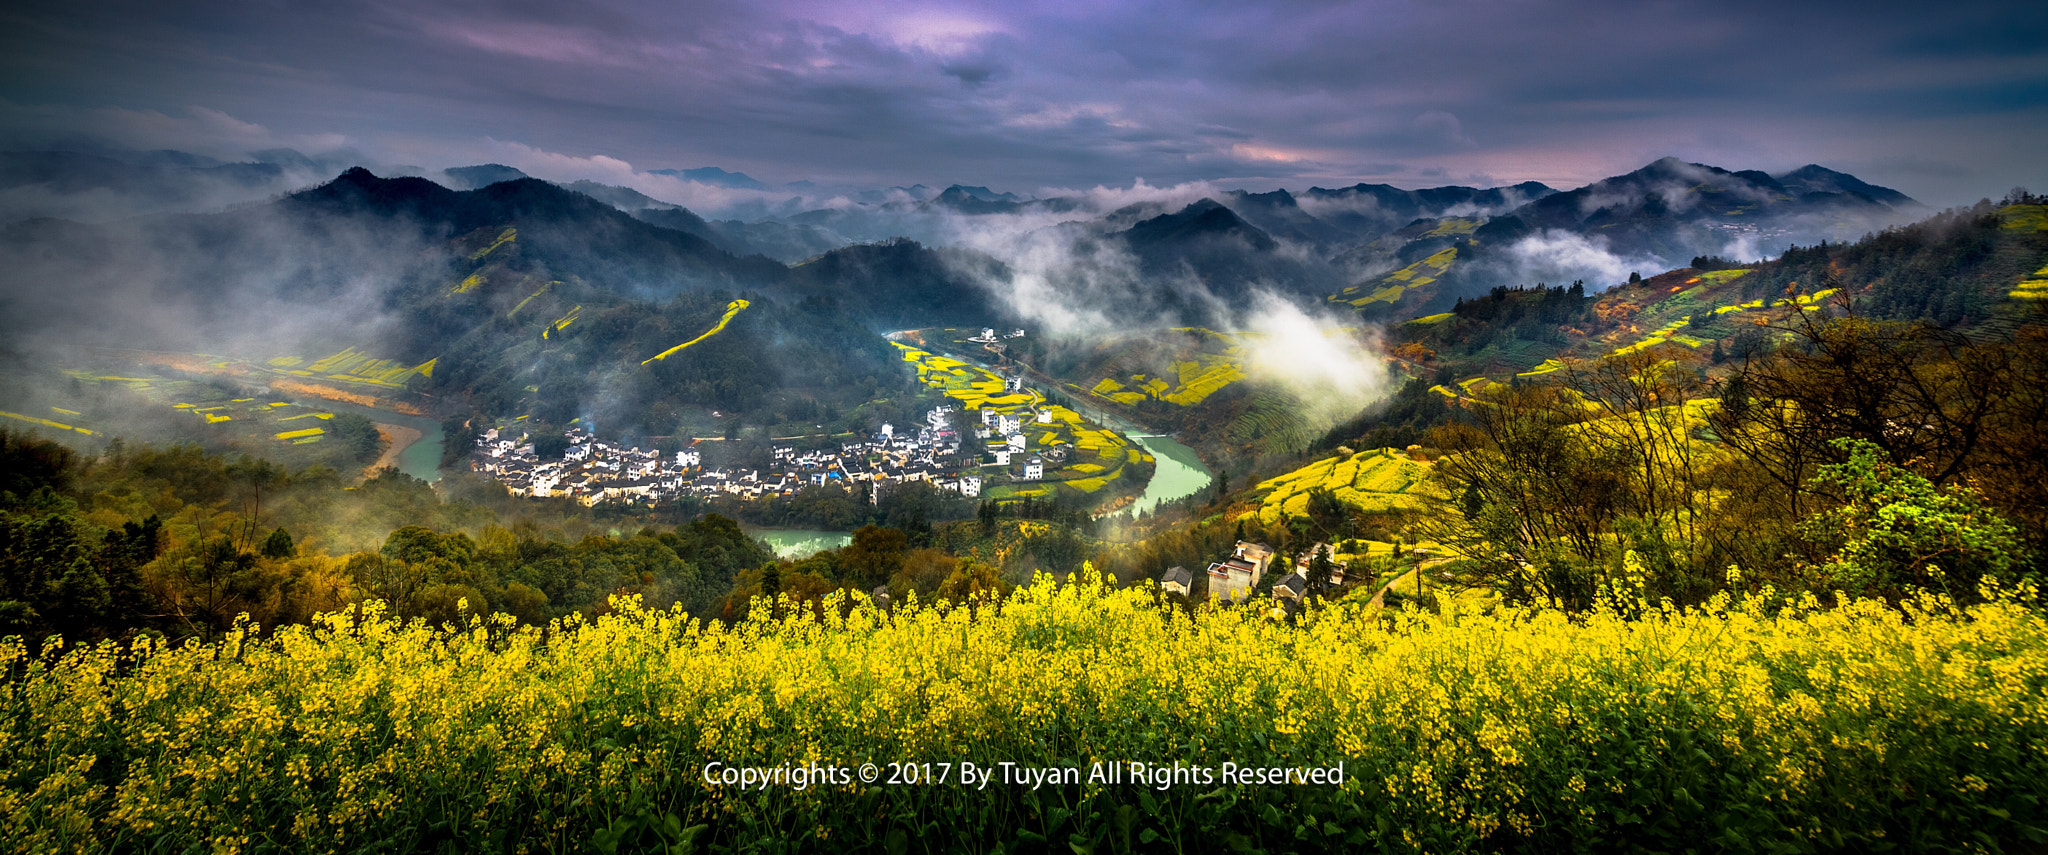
1124,433,1213,516
308,399,445,483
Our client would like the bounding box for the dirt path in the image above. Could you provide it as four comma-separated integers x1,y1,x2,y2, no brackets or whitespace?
365,423,422,479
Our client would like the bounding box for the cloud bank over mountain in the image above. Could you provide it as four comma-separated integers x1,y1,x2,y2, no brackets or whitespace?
1,0,2041,206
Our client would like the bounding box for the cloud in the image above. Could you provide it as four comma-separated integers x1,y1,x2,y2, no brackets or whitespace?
1497,230,1668,289
1238,294,1392,429
3,0,2042,207
1412,111,1476,149
0,101,348,161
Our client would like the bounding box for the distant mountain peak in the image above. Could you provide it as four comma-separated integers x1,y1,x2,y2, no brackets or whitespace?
440,164,530,190
651,167,766,190
1773,164,1918,208
941,184,1021,203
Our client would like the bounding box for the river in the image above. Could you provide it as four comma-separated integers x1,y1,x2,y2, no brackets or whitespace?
305,399,445,483
1125,433,1214,516
915,345,1218,517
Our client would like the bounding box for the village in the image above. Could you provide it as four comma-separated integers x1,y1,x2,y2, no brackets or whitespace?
463,394,1106,507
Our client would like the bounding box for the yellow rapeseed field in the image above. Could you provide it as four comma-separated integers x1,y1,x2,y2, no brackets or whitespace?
4,575,2044,853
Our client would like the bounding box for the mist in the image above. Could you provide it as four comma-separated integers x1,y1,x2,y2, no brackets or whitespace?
1491,230,1670,292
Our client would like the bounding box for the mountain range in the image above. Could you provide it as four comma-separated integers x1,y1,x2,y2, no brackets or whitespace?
0,152,1937,445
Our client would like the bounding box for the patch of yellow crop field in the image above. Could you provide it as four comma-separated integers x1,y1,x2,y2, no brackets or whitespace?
1389,247,1457,283
542,306,582,340
294,347,433,388
1408,312,1455,325
451,272,487,295
1041,406,1083,424
470,227,516,261
276,412,333,421
508,281,557,318
1457,376,1500,395
0,411,93,435
1348,284,1406,307
1520,358,1567,377
643,299,750,365
1072,463,1105,474
274,428,325,441
1097,356,1246,407
1609,336,1671,357
1999,204,2048,232
1698,269,1750,284
1255,447,1435,524
894,343,1043,411
1067,477,1108,493
2012,279,2048,300
1422,217,1479,237
1164,358,1245,405
204,414,230,424
267,402,290,408
1430,384,1458,398
50,407,80,416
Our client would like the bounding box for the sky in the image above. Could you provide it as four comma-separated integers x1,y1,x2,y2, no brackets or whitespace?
2,0,2045,207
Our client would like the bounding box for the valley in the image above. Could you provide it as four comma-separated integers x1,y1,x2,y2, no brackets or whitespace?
3,154,2044,855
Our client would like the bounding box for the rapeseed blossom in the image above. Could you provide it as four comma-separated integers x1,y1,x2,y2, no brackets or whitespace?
3,575,2043,852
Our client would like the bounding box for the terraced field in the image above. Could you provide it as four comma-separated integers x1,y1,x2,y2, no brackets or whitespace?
895,344,1039,412
2011,262,2048,300
1254,447,1436,525
267,348,438,389
1332,246,1459,309
1085,329,1250,409
0,409,95,436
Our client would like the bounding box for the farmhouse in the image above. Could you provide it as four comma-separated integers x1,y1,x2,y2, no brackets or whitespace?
1160,566,1192,597
1205,541,1274,603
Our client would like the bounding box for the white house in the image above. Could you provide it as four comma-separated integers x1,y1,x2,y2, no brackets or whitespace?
1023,456,1043,480
1007,433,1026,452
1205,542,1275,603
1161,566,1192,597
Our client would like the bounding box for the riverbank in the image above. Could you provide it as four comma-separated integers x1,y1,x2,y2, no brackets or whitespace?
365,423,423,480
